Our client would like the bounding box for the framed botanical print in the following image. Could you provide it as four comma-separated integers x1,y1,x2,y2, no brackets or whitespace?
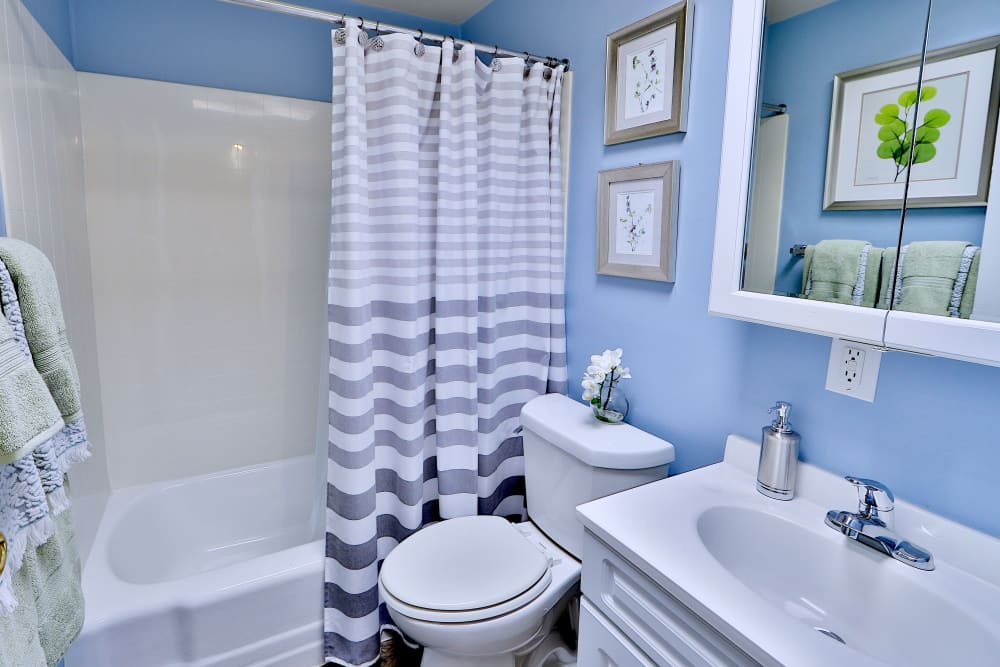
824,35,1000,210
604,2,692,145
597,162,679,282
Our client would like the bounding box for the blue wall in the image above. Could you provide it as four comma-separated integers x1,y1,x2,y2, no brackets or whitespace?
21,0,73,62
17,0,1000,537
464,0,1000,538
31,0,458,102
763,0,990,295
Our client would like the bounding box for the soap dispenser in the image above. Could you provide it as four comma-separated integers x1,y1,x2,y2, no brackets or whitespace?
757,401,800,500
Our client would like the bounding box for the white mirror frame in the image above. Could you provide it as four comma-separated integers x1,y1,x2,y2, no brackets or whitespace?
710,0,1000,367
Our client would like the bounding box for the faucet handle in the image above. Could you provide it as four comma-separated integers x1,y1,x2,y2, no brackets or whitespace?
845,476,894,518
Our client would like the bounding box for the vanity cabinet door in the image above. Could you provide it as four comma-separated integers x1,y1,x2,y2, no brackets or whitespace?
579,598,658,667
581,533,761,667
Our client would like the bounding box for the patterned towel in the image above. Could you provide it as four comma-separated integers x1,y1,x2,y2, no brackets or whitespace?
0,256,89,617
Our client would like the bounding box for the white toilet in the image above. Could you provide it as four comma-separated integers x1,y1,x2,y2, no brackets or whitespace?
378,393,676,667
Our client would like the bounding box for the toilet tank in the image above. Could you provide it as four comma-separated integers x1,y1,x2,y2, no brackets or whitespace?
520,394,675,559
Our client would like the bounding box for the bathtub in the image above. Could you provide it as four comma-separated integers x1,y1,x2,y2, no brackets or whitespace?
65,456,325,667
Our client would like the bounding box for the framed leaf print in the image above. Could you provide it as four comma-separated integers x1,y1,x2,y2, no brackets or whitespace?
604,2,692,145
597,162,679,282
824,35,1000,210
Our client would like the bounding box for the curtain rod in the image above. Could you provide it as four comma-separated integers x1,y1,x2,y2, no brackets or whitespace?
218,0,570,68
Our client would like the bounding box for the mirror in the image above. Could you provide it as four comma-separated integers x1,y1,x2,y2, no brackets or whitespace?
892,0,1000,324
741,0,932,309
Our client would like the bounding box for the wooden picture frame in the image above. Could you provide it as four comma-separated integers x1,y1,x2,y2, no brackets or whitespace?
597,162,679,282
604,2,692,145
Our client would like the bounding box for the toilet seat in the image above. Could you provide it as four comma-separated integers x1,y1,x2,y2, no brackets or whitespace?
379,516,554,623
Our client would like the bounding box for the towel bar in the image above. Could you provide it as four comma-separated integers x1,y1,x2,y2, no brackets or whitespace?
790,244,807,257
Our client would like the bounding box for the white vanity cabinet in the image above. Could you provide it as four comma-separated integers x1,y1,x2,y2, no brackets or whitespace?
577,532,759,667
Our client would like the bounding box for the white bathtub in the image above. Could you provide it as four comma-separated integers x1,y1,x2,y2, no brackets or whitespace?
65,456,325,667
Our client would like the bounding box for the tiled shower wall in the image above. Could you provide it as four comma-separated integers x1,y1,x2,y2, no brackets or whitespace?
0,0,108,497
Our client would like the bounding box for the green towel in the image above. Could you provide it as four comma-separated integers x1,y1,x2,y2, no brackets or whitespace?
29,510,84,666
0,563,47,667
0,510,82,667
898,241,969,316
0,314,63,465
960,249,980,319
862,247,884,308
0,240,82,422
805,240,868,305
878,247,898,310
799,245,815,297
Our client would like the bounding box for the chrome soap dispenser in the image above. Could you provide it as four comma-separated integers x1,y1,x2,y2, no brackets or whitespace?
757,401,800,500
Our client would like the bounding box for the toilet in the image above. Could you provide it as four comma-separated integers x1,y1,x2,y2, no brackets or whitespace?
378,393,676,667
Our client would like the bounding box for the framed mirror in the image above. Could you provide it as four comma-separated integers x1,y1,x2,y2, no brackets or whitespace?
742,0,931,309
712,0,1000,367
890,4,1000,323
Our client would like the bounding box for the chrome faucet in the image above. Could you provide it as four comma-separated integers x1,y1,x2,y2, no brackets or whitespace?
825,476,934,571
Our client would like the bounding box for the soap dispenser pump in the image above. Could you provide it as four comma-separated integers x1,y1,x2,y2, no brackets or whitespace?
757,401,800,500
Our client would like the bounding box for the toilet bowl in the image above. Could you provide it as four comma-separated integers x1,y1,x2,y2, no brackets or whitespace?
379,517,580,667
377,394,676,667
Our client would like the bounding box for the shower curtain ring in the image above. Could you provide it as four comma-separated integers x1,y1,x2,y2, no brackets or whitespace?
418,29,424,41
493,45,499,56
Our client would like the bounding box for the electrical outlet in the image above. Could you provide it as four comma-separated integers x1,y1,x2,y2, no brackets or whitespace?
826,338,881,402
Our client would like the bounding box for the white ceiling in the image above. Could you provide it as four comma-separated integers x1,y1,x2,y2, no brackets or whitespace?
766,0,837,23
354,0,495,24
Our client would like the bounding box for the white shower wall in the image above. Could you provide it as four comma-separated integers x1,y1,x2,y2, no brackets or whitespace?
0,0,109,498
78,73,331,489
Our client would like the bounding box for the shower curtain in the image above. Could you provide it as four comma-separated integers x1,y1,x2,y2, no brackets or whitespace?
324,22,568,667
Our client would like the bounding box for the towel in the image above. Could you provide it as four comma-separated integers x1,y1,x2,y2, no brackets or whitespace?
878,247,899,310
0,510,82,667
802,240,870,305
27,510,84,666
960,249,981,319
861,247,884,308
0,313,63,465
0,257,88,513
0,240,82,423
896,241,970,316
0,564,47,667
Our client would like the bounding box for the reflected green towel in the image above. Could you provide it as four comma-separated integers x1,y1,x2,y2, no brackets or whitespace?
800,245,815,296
898,241,969,316
862,247,883,309
878,247,898,310
0,314,63,465
960,250,980,319
0,240,82,422
804,240,868,305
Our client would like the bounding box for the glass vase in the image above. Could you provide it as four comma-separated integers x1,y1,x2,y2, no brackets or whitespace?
591,384,629,424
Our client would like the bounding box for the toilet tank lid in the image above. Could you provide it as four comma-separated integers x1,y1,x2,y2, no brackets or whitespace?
520,394,675,469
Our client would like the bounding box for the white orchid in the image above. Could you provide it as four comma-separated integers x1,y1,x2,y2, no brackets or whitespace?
581,348,631,414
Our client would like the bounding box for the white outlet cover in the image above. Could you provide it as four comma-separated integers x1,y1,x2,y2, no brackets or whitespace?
825,338,882,402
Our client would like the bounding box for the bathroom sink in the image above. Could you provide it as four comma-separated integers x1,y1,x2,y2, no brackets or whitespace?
696,505,1000,666
577,435,1000,667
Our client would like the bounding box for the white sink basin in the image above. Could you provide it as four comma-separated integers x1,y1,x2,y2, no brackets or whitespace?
697,505,999,666
577,435,1000,667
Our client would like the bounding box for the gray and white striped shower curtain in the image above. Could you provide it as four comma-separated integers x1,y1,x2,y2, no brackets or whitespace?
324,23,568,667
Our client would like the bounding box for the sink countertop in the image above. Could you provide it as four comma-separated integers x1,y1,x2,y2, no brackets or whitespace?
576,434,1000,667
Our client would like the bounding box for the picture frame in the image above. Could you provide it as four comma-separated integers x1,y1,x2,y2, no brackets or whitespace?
597,162,679,282
604,2,692,145
824,35,1000,210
